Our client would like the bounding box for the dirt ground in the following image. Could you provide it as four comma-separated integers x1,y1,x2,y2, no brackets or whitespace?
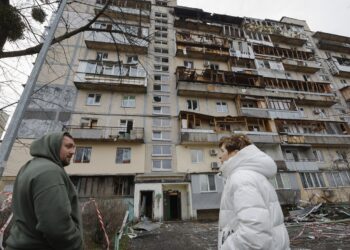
127,221,350,250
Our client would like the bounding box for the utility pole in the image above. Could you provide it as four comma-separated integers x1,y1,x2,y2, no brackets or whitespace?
0,0,67,177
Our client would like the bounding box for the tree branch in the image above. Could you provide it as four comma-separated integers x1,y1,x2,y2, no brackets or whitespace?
0,0,111,59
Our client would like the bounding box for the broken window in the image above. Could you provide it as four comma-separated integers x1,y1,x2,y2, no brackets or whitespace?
269,173,291,189
300,172,326,188
326,171,350,187
187,99,199,111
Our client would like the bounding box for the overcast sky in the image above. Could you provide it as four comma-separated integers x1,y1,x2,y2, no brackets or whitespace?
177,0,350,37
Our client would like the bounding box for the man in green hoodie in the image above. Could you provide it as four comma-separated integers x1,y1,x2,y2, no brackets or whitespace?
6,132,83,250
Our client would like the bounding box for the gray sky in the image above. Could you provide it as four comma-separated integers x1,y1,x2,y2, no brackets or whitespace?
177,0,350,37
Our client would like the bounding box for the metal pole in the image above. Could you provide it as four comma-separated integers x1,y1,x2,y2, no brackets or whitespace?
0,0,67,176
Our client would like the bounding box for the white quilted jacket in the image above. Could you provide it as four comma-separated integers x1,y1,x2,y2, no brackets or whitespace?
218,145,290,250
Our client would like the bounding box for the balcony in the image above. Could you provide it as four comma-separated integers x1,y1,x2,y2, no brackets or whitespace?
269,32,307,46
84,31,149,54
240,107,305,120
180,129,280,145
340,85,350,102
252,44,314,61
314,32,350,54
327,57,350,78
74,60,147,93
176,32,229,48
282,58,322,73
285,160,319,171
95,0,151,23
280,133,350,146
176,45,230,61
64,126,144,142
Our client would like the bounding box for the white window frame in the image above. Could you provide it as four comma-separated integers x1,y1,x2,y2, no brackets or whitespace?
199,174,217,192
74,147,92,163
153,106,170,115
152,118,171,127
300,172,326,188
187,99,199,111
121,96,135,108
86,94,101,106
216,101,228,113
269,173,291,189
152,145,171,156
152,159,172,171
191,149,204,164
116,148,131,164
152,130,171,141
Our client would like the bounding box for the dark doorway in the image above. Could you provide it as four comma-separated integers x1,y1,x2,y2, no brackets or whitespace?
140,191,153,219
163,190,181,221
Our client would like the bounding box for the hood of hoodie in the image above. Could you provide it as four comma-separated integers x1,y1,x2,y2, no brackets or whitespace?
220,144,276,179
30,132,66,168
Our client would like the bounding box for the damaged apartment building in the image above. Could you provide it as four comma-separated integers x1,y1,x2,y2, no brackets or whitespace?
1,0,350,220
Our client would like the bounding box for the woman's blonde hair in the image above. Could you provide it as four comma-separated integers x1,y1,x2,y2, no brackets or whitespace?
219,134,252,153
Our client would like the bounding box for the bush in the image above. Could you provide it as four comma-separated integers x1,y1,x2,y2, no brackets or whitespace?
81,198,128,249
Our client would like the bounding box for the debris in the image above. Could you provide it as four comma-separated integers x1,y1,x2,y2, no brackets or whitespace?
133,218,161,232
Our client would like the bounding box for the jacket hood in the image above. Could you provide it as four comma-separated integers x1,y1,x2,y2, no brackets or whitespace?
220,144,277,179
30,132,66,167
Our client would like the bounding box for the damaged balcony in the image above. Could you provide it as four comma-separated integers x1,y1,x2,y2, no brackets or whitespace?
282,146,320,171
230,58,257,74
253,44,314,61
174,6,242,34
176,32,230,49
243,19,307,46
276,120,350,146
179,111,279,145
64,125,144,142
95,0,151,23
176,66,265,98
74,60,147,93
84,30,149,54
176,45,230,61
340,85,350,102
282,58,322,73
264,77,337,106
237,96,305,120
313,32,350,54
327,57,350,78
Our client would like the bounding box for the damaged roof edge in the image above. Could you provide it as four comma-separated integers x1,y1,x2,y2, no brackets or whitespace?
174,6,243,25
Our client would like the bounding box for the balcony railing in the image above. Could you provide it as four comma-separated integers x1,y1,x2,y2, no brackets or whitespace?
318,40,350,54
282,58,322,73
64,126,144,142
176,45,230,61
84,31,149,53
180,129,279,144
241,107,305,120
327,57,350,77
285,160,319,171
95,0,151,22
280,133,350,146
176,32,229,48
74,60,147,92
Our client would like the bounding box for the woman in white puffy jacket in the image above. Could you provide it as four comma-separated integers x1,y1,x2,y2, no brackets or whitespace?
218,134,290,250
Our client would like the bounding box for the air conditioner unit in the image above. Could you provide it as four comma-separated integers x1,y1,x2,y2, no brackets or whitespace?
209,149,217,156
203,60,210,67
211,162,219,170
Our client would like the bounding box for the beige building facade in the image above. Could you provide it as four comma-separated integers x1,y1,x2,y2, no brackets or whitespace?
2,0,350,220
